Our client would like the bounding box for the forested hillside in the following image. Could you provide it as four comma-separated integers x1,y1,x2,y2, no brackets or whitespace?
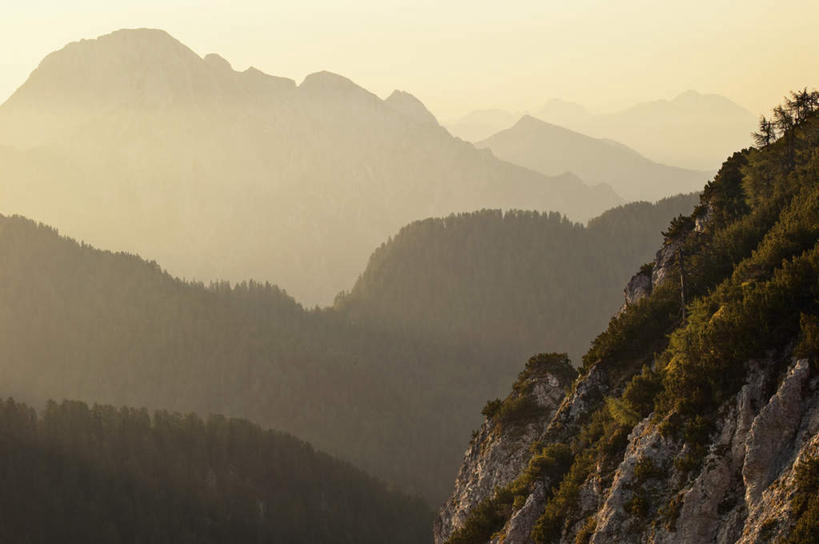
0,194,696,506
436,89,819,544
337,193,698,363
0,399,430,543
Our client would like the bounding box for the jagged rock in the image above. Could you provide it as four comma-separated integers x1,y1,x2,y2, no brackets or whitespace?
546,361,608,441
739,433,819,543
618,269,653,315
624,270,652,307
651,238,682,288
743,358,810,505
458,351,817,544
433,357,574,544
590,419,673,544
490,480,547,544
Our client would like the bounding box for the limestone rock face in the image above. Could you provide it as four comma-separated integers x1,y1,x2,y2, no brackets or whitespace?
651,238,683,288
619,269,652,316
437,353,819,544
576,358,818,544
433,358,574,544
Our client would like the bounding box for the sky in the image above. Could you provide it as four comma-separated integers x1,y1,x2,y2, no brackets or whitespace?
1,0,817,120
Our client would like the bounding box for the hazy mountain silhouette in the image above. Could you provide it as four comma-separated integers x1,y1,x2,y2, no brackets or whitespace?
536,91,757,169
476,115,708,201
445,92,755,171
0,28,620,305
444,109,519,142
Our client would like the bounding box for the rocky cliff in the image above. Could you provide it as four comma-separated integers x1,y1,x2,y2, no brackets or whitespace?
434,354,576,543
435,99,819,544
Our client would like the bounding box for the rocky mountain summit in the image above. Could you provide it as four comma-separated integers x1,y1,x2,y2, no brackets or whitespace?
435,96,819,544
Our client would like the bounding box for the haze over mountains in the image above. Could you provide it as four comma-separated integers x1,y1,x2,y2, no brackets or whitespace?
476,115,707,201
0,193,695,507
444,109,520,143
0,28,620,306
446,91,756,171
536,91,757,170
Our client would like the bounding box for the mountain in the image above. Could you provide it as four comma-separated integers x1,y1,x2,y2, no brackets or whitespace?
476,115,709,201
435,95,819,543
444,109,519,142
0,195,694,506
0,399,431,543
536,91,757,170
0,28,621,306
336,193,699,364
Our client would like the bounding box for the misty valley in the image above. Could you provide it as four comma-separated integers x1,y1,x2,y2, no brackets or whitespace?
0,14,818,544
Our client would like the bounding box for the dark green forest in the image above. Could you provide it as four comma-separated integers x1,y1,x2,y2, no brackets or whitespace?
445,90,819,544
337,194,698,363
0,399,430,543
0,194,697,506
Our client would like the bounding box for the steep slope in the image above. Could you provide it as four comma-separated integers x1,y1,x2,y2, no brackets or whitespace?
336,193,699,364
0,28,620,305
437,94,819,543
536,91,757,170
0,399,431,543
476,116,709,201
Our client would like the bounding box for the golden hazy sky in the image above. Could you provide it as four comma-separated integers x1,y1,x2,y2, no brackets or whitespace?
1,0,817,119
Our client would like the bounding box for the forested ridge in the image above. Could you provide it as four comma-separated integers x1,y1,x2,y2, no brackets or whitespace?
0,194,698,506
0,398,431,543
337,193,698,363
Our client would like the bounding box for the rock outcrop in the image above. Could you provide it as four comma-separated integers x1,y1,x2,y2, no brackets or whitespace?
433,355,576,544
438,347,817,544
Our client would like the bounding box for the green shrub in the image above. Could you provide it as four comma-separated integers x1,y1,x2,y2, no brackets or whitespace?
574,516,596,544
446,492,510,544
782,452,819,544
658,494,683,532
662,214,695,240
795,313,819,365
482,399,502,419
633,457,663,484
626,492,650,518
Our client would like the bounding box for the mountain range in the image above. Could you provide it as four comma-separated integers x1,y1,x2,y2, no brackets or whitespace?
0,28,620,306
446,91,757,171
476,115,708,201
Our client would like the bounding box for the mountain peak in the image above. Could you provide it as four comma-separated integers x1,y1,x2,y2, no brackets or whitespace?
203,53,232,72
513,113,543,126
300,71,365,93
2,27,208,113
384,90,438,126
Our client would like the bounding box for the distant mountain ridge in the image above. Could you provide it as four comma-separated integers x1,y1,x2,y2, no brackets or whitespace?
444,109,520,142
0,28,620,305
477,115,709,201
444,91,756,170
536,90,757,169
